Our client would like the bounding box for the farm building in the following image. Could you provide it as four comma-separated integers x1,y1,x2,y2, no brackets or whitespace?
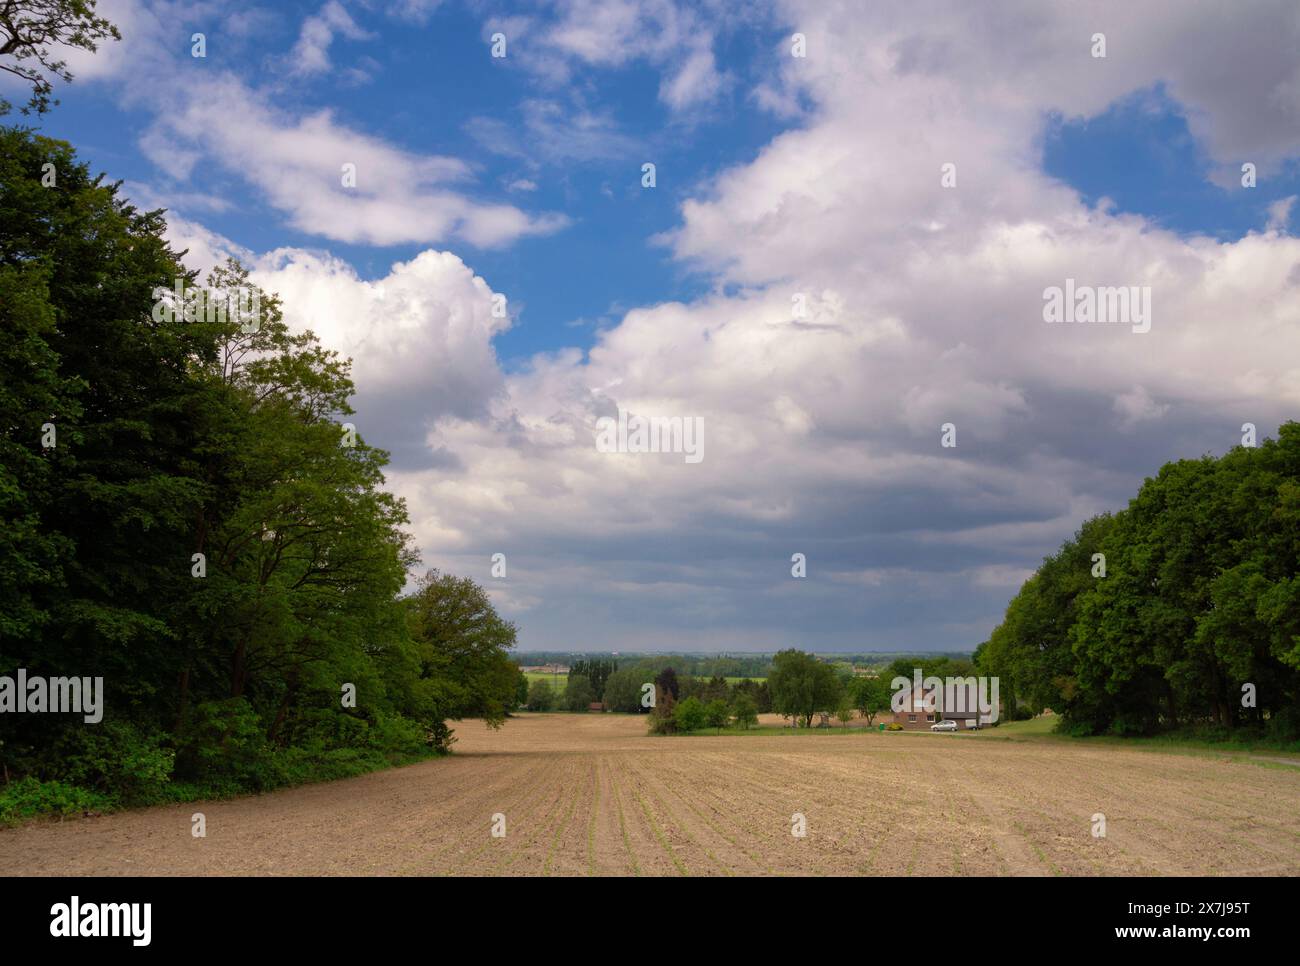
890,681,997,730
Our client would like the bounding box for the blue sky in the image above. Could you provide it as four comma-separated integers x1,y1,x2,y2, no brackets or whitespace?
1043,85,1300,240
38,1,793,362
18,0,1300,652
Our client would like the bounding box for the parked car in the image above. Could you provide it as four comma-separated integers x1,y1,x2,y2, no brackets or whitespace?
930,719,958,732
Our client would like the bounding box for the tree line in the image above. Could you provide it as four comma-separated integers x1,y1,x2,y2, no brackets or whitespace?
975,425,1300,739
521,651,984,733
649,651,905,734
0,126,521,822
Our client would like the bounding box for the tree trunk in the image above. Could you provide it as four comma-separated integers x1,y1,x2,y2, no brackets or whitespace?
268,681,296,743
173,668,190,733
231,637,247,698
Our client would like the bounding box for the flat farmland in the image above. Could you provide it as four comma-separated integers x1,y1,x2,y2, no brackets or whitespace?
5,712,1299,876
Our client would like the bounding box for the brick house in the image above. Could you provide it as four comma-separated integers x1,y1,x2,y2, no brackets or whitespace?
891,681,994,730
891,683,939,729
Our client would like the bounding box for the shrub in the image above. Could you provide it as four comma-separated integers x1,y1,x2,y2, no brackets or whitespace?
0,778,113,826
173,698,277,790
704,698,730,731
674,696,707,733
1266,706,1300,742
647,690,678,734
564,674,595,711
731,693,759,729
526,679,555,711
52,721,175,805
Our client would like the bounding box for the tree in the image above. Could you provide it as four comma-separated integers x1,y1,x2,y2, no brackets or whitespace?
513,669,529,710
986,425,1300,738
0,124,538,809
655,666,680,701
0,0,121,114
1,125,228,777
526,679,555,712
570,658,615,700
404,570,519,735
731,693,759,730
647,689,677,735
700,674,729,703
836,697,855,728
602,667,646,713
674,696,707,733
703,698,730,731
767,650,841,728
564,673,595,711
851,676,890,726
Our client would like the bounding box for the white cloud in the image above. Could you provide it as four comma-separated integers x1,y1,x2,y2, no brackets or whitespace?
158,214,511,466
139,74,567,247
110,0,1300,650
660,44,726,110
61,1,565,250
1113,387,1170,431
373,0,1300,647
496,0,732,112
290,1,372,77
1267,195,1296,232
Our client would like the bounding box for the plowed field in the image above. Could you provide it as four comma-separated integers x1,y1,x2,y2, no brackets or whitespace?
6,713,1299,875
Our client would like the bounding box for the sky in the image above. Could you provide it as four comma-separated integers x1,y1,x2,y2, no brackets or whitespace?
14,0,1300,652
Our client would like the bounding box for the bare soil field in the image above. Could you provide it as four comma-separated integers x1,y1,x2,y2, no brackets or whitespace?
5,712,1298,876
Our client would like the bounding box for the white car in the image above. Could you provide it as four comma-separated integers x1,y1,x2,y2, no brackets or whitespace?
930,719,958,732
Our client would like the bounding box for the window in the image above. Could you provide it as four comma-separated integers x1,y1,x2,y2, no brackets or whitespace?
926,714,935,721
908,714,916,722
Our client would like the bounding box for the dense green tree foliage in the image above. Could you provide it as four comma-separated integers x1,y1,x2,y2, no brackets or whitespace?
563,673,595,711
850,675,890,725
654,666,680,701
569,658,615,700
0,127,519,810
730,692,758,729
526,679,556,712
673,696,706,732
600,666,647,712
767,649,842,727
980,428,1300,737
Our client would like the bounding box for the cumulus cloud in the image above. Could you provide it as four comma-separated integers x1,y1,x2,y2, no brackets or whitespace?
379,0,1300,649
250,248,511,466
116,0,1300,650
63,0,565,249
158,214,511,470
